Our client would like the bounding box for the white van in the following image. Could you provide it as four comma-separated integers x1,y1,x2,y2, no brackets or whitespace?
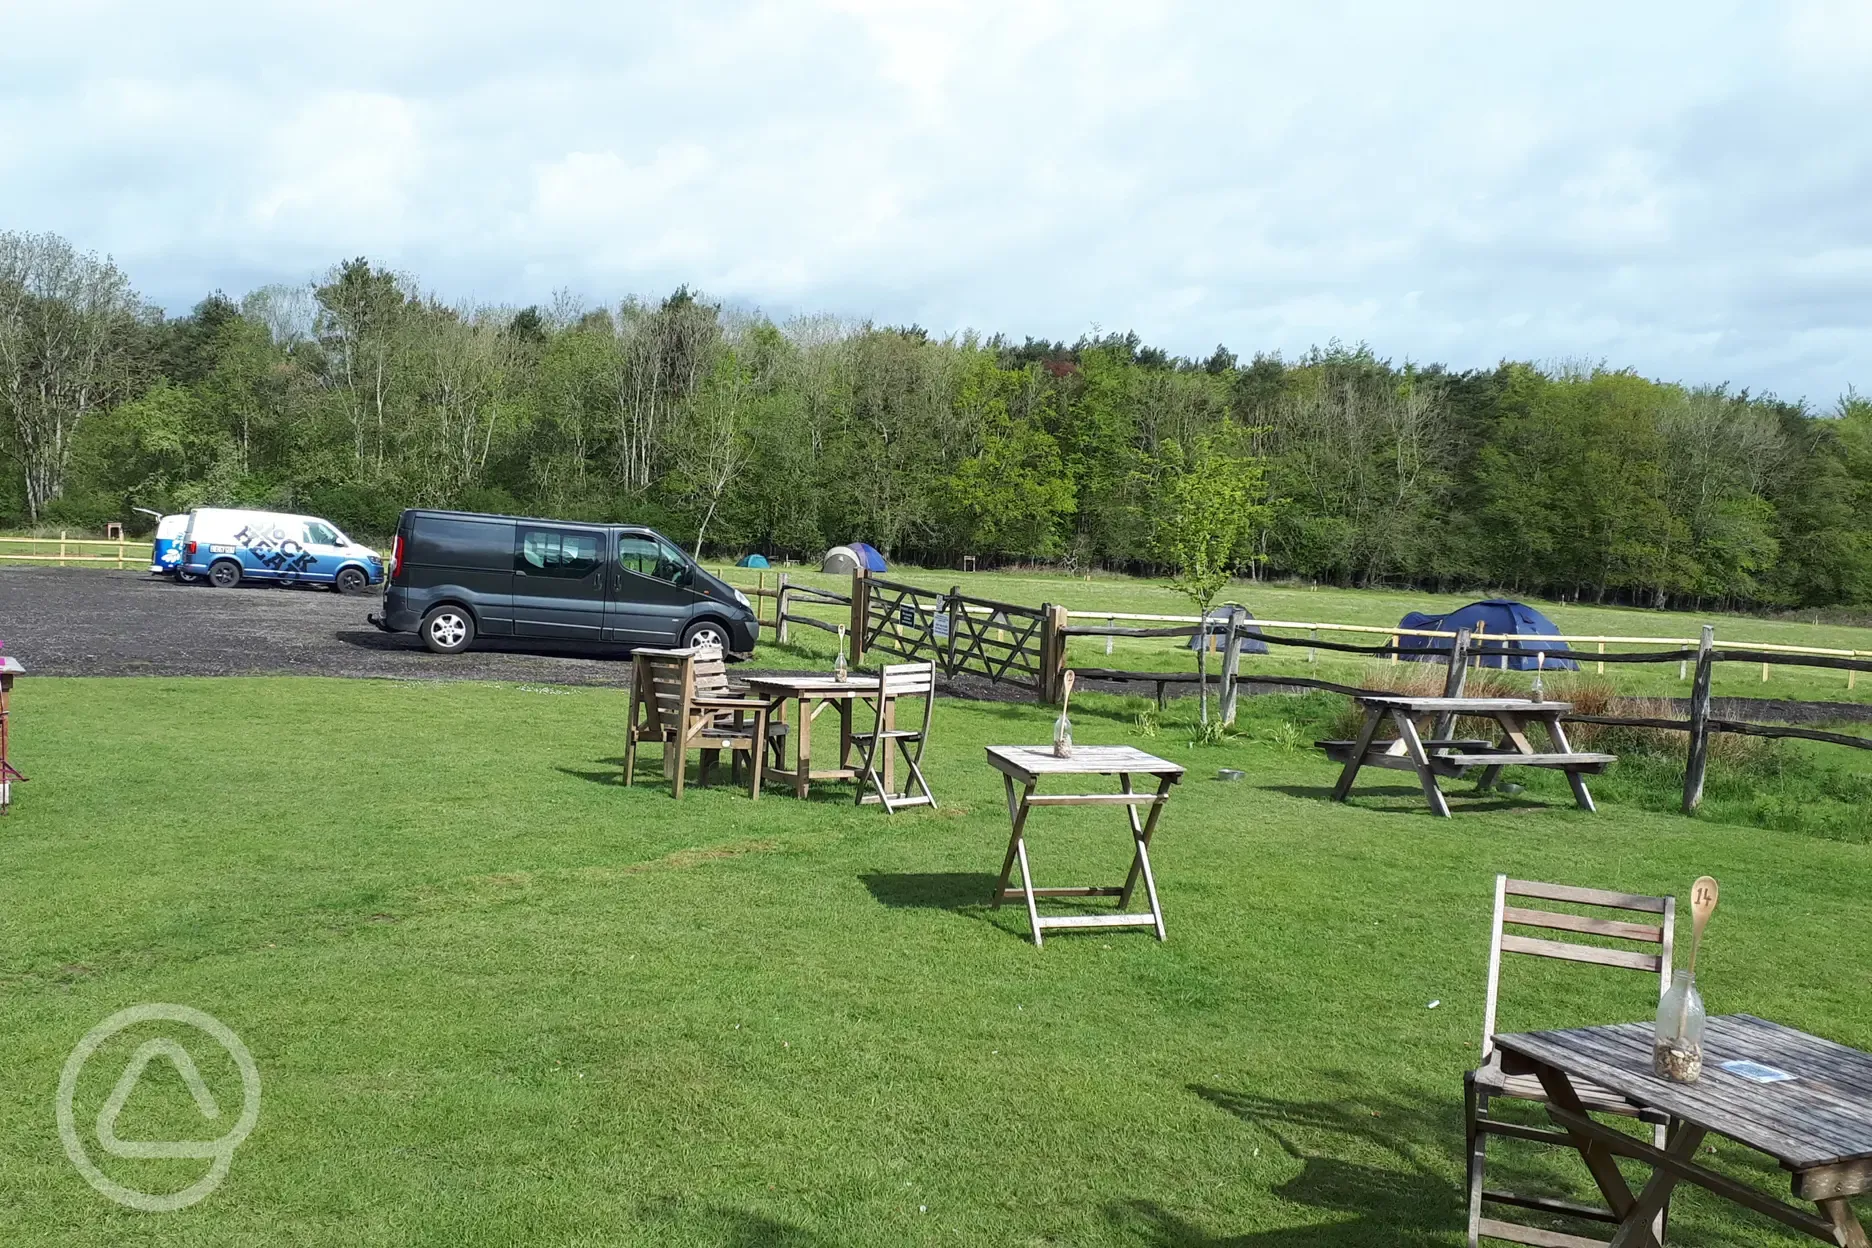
178,508,384,593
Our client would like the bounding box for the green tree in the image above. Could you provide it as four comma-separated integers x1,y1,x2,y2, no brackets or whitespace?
1155,432,1271,725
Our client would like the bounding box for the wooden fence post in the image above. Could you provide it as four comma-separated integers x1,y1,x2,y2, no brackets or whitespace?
1442,628,1472,698
1038,603,1068,703
1435,627,1472,740
59,531,68,566
945,587,963,677
1598,640,1606,675
849,568,868,667
775,572,789,644
1683,625,1716,814
1220,605,1246,726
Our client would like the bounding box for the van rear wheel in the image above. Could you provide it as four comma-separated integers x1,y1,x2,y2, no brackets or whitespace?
208,560,242,589
421,607,475,655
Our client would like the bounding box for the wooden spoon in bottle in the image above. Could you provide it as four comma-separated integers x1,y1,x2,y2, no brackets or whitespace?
1687,876,1719,976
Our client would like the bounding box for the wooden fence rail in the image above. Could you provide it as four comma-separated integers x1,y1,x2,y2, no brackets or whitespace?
0,534,140,568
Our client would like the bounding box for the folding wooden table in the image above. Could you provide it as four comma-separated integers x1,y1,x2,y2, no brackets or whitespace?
1494,1015,1872,1247
984,745,1184,947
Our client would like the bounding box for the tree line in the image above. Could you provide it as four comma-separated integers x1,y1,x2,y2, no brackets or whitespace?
3,229,1869,610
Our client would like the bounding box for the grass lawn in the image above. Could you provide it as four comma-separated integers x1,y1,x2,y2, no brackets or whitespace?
2,676,1869,1245
715,563,1872,709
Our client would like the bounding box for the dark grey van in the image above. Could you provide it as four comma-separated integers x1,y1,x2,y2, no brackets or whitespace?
368,509,760,657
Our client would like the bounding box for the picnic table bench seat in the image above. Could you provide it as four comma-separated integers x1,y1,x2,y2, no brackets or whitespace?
1316,738,1493,764
1441,751,1616,769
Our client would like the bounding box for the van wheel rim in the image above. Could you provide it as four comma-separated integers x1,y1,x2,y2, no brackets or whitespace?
691,626,724,649
431,615,467,647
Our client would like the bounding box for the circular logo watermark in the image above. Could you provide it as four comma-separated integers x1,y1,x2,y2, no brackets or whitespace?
56,1004,261,1211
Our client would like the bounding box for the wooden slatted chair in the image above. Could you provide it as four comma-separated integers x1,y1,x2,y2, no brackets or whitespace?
688,646,789,772
623,648,771,799
851,660,937,812
1467,875,1677,1248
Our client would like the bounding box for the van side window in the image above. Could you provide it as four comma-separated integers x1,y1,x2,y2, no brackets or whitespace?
618,535,688,585
304,521,339,546
518,528,602,578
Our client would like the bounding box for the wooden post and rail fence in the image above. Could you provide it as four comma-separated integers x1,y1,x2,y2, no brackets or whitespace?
0,534,143,568
714,566,1872,817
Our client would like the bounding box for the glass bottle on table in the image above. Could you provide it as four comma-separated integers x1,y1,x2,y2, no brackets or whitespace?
1654,969,1706,1082
1052,710,1073,758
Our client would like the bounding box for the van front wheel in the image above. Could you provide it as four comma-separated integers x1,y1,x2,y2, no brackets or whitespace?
681,619,731,654
334,566,368,595
208,560,242,589
421,607,475,655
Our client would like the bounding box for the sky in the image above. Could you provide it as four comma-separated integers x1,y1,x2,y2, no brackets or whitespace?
3,0,1870,404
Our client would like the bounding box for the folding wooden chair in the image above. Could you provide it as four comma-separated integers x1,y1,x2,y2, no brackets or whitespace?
623,648,772,799
1466,876,1677,1248
852,660,937,812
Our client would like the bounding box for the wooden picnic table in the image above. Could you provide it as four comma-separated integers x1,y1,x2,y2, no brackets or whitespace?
1321,694,1615,817
741,673,885,799
984,745,1184,947
1494,1015,1872,1247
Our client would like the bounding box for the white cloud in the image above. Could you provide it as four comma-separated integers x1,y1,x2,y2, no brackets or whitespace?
0,0,1867,401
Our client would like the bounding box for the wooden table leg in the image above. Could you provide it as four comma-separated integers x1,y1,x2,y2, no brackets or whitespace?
1392,709,1451,817
839,697,854,773
1529,1063,1644,1241
1332,706,1385,801
793,696,813,799
1116,772,1171,941
878,695,896,796
1822,1199,1871,1248
993,775,1032,908
1541,713,1597,812
1607,1122,1704,1248
990,775,1043,946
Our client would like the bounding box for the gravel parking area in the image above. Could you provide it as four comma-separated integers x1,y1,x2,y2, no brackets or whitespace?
0,568,642,686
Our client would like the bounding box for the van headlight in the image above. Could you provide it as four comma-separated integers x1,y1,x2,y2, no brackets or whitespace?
732,588,751,610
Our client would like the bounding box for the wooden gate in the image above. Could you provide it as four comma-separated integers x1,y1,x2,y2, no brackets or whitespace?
857,576,1053,694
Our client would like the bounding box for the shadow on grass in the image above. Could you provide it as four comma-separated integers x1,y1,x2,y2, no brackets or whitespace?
858,871,1073,943
634,1200,830,1246
1260,783,1553,815
1104,1081,1462,1246
860,871,1001,909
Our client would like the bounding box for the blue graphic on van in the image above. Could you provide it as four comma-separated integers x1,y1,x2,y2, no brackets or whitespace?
234,525,317,575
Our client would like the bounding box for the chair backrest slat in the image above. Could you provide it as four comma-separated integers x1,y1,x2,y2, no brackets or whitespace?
1503,877,1668,914
1480,873,1676,1061
1500,905,1663,944
1498,933,1663,973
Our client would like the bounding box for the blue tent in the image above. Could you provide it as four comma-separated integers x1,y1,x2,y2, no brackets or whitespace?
848,542,887,573
1396,599,1577,670
736,553,770,568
